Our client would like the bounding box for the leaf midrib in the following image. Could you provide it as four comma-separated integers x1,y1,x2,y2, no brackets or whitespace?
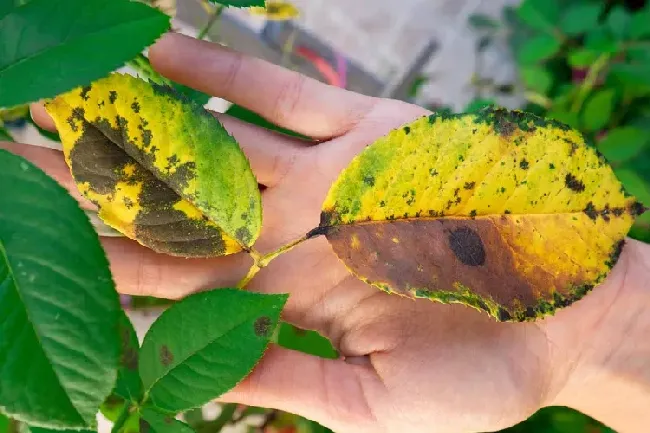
0,236,84,424
0,4,167,75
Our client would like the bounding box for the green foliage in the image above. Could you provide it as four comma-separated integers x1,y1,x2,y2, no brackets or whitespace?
114,313,143,403
0,0,170,107
500,406,615,433
0,126,13,142
0,150,121,428
139,408,195,433
276,323,339,359
139,289,287,414
208,0,265,7
468,0,650,244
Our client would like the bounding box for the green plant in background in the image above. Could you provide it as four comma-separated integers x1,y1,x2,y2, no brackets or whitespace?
469,0,650,244
0,0,647,433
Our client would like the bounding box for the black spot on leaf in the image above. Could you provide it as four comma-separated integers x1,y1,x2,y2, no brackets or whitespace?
403,126,411,134
447,227,486,266
464,181,475,190
363,175,375,186
80,85,92,101
583,202,598,221
109,91,118,104
519,159,529,170
565,174,585,192
131,101,141,113
254,316,272,337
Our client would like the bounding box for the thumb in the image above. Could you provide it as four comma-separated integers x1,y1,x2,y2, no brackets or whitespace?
217,345,380,432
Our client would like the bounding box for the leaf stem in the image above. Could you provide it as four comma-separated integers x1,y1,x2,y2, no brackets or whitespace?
7,419,20,433
571,53,611,114
111,402,132,433
238,229,324,288
197,4,224,40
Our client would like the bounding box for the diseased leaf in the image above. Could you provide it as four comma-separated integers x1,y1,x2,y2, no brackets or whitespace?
45,73,261,258
598,128,648,164
318,108,644,322
249,2,300,20
0,0,170,107
0,150,120,427
139,289,287,413
582,89,616,131
115,312,143,402
139,408,195,433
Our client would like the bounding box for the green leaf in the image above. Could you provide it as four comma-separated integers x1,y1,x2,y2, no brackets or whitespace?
585,27,619,54
276,323,338,359
630,7,650,39
208,0,264,7
0,126,13,142
582,89,616,131
139,289,288,413
610,63,650,87
545,108,580,129
606,6,630,40
468,13,500,30
614,168,650,206
139,408,195,433
0,150,120,428
598,127,648,163
517,0,560,33
568,49,599,68
517,34,562,64
464,99,496,113
520,66,553,93
560,4,602,36
0,0,170,107
0,414,7,433
115,312,143,402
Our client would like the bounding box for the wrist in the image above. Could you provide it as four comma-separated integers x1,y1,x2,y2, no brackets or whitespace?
541,239,650,432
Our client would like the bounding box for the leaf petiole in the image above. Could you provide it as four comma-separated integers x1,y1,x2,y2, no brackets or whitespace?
238,229,324,288
110,402,132,433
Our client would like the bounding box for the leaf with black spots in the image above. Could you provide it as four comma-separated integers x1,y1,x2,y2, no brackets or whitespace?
319,107,644,322
0,150,120,428
248,2,300,20
45,73,261,258
138,289,287,413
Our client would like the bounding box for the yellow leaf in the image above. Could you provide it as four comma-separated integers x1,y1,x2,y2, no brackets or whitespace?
249,2,300,20
45,73,261,258
320,108,645,321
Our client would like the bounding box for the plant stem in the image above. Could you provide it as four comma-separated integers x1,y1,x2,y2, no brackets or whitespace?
571,53,610,114
111,402,132,433
237,230,322,288
7,419,20,433
523,91,552,109
197,4,224,40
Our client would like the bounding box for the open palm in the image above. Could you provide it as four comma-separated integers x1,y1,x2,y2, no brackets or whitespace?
4,33,648,433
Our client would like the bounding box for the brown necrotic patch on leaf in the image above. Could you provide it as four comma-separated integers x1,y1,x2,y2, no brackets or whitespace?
254,316,272,337
565,174,586,192
159,345,174,366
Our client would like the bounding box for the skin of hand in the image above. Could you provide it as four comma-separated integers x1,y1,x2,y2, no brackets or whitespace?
3,32,649,433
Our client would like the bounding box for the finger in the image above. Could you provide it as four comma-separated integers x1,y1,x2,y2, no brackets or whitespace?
0,141,93,209
32,99,305,188
149,33,378,140
30,103,56,132
218,345,380,432
101,237,250,299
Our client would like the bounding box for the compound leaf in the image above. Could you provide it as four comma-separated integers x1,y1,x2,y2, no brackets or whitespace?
0,150,120,427
45,73,261,258
0,0,170,107
319,108,644,322
139,289,287,413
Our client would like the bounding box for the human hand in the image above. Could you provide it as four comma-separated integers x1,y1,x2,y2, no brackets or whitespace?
5,33,650,433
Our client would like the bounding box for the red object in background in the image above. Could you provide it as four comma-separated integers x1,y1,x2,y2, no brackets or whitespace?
295,45,347,88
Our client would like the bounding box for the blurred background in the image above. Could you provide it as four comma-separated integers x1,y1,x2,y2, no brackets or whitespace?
3,0,647,432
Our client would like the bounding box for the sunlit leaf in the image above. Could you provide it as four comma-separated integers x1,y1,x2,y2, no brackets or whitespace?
0,150,120,427
249,1,300,20
139,289,287,413
318,108,644,322
0,0,170,107
45,73,261,258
